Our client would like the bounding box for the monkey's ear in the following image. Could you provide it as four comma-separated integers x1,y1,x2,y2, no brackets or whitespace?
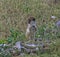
27,16,36,24
28,18,31,24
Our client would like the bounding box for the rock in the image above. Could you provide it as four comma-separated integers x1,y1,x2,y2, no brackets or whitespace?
24,47,39,54
0,44,3,47
24,43,38,49
14,41,24,51
26,44,36,47
51,16,56,19
0,44,9,47
56,20,60,27
15,41,22,49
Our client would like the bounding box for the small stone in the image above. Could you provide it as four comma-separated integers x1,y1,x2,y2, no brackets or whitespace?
56,20,60,26
0,44,3,47
51,16,56,19
15,41,23,52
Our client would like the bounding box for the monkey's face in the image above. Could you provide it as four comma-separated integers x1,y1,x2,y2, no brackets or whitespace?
27,17,37,32
30,21,37,32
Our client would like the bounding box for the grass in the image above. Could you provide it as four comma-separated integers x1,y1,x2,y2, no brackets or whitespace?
0,0,60,57
0,0,60,39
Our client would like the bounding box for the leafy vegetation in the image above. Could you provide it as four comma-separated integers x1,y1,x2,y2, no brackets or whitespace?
0,0,60,57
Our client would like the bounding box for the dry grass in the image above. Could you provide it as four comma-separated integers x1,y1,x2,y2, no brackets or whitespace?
0,0,60,39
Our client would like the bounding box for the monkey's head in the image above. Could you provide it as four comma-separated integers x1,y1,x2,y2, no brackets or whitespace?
28,17,35,24
28,17,37,31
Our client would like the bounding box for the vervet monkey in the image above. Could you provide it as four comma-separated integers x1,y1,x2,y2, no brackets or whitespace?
26,17,37,40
